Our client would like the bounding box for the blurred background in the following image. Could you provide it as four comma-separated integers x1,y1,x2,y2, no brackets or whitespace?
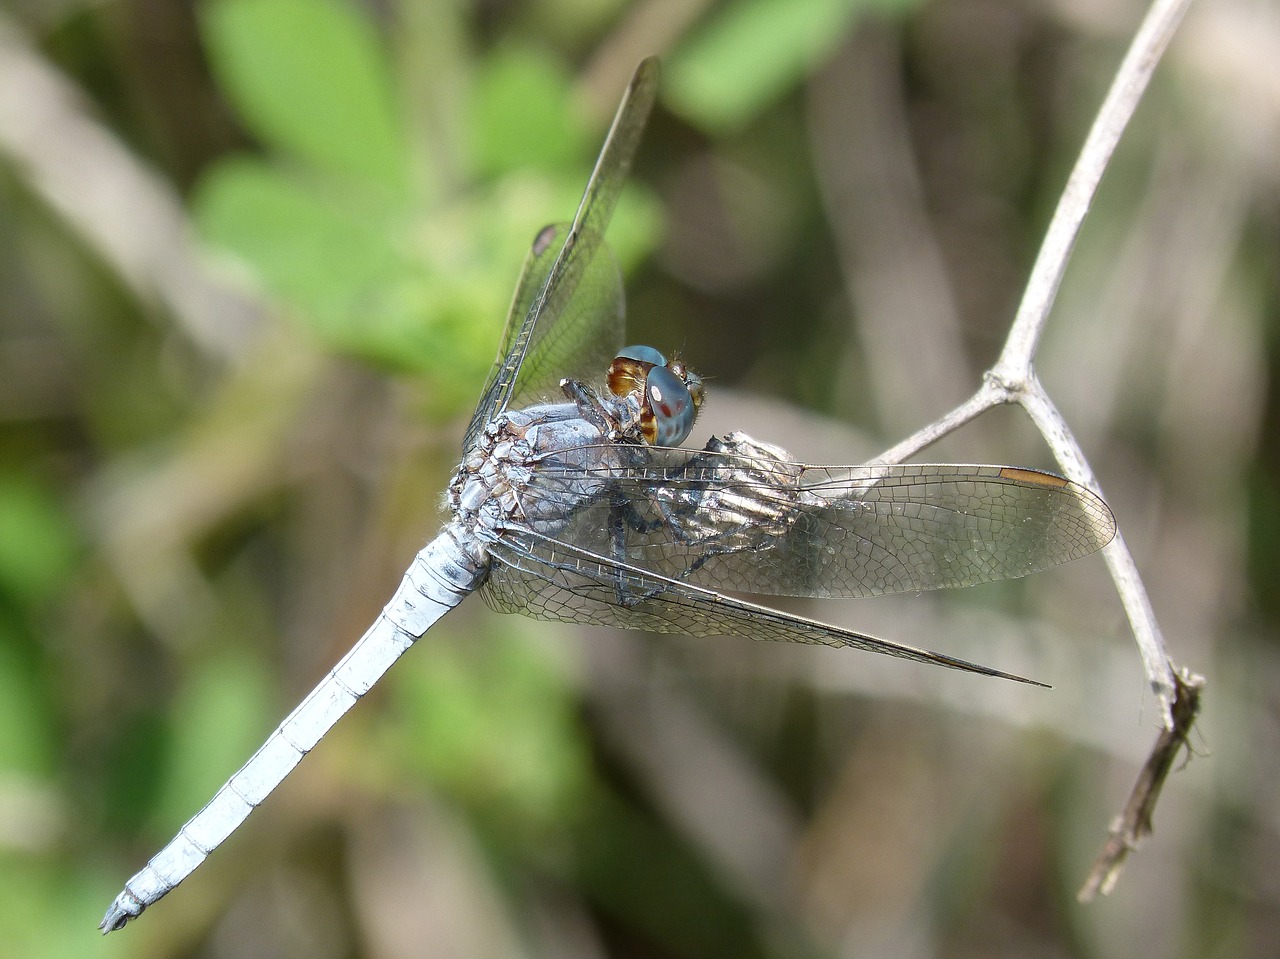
1,0,1277,956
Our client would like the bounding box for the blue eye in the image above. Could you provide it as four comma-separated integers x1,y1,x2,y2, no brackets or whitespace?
616,344,667,367
646,365,698,446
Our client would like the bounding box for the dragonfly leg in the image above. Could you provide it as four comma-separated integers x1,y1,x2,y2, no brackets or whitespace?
604,460,794,608
607,492,644,606
560,378,626,439
606,490,698,607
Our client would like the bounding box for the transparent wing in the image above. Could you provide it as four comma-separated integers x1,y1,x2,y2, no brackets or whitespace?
478,223,625,420
464,58,659,451
518,442,1116,599
482,529,1040,683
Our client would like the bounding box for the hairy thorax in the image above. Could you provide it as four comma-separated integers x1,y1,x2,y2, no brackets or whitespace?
448,403,617,544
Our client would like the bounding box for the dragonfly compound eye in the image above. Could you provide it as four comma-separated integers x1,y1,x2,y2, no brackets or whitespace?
646,364,699,446
608,345,666,399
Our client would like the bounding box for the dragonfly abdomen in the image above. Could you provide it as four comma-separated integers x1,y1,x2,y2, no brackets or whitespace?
99,527,483,933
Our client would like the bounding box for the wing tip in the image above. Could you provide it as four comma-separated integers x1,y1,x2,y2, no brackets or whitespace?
973,662,1052,688
921,645,1050,687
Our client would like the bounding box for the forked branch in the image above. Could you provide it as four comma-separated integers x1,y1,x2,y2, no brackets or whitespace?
867,0,1204,897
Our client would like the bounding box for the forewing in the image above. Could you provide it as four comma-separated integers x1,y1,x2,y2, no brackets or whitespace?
482,529,1037,682
507,225,625,415
519,444,1116,599
464,59,659,451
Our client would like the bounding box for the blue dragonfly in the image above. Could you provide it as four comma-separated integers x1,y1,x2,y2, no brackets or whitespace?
101,57,1114,932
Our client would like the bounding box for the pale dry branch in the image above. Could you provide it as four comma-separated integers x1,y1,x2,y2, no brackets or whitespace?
829,0,1201,897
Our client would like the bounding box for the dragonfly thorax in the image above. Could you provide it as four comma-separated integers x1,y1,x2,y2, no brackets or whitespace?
449,404,613,536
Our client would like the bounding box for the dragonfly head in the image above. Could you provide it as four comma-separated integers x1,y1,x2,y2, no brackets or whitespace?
608,346,704,447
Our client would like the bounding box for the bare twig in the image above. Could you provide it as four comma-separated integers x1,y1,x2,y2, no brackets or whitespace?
1077,668,1204,901
846,0,1200,895
993,0,1196,379
1017,382,1178,708
870,0,1193,706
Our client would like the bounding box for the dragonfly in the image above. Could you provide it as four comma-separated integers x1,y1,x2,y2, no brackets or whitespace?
100,57,1115,933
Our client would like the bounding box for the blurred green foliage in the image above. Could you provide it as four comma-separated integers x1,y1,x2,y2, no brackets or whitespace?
203,0,410,191
386,631,590,841
193,0,603,410
666,0,914,132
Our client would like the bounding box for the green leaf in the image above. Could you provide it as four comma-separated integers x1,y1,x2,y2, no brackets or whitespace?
668,0,917,132
0,477,78,604
194,154,500,395
202,0,408,191
193,157,404,331
468,48,587,179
